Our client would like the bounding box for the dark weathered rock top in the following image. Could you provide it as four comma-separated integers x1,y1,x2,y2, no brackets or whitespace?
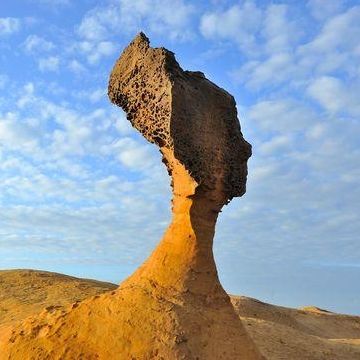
108,32,251,200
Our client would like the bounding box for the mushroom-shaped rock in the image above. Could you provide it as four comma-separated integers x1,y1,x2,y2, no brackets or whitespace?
108,33,252,296
1,34,263,360
107,33,260,359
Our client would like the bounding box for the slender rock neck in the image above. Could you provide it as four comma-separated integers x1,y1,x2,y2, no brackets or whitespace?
122,148,228,297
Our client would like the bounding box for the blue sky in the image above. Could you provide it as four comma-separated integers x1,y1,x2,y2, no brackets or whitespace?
0,0,359,314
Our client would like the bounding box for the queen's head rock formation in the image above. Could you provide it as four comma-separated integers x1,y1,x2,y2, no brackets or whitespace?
1,33,263,359
108,32,252,297
108,32,251,200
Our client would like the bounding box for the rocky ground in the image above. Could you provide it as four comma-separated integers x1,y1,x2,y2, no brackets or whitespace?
0,269,359,359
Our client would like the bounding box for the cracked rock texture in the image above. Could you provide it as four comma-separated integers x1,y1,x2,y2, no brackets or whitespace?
0,33,262,359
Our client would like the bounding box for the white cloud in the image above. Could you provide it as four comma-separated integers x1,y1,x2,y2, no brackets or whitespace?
0,78,169,264
298,6,360,76
68,59,87,74
199,2,301,57
0,82,168,229
0,74,8,89
16,82,35,108
73,40,117,65
38,56,60,72
0,17,21,35
88,89,106,103
307,0,346,20
305,6,360,52
262,4,300,55
110,137,157,170
73,88,107,103
235,52,294,89
307,76,360,115
249,162,279,183
306,123,327,140
0,112,38,151
307,76,344,113
200,3,303,89
29,0,70,6
258,134,293,155
118,0,195,40
23,34,55,53
113,110,133,135
77,13,109,41
228,4,360,93
3,82,159,177
70,0,195,69
200,2,262,54
77,0,195,43
88,41,117,64
247,99,317,132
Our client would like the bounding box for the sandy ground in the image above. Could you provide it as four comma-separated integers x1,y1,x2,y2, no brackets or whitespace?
0,269,359,359
231,296,360,359
0,269,116,328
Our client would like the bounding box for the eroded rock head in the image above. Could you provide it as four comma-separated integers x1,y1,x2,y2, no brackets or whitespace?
108,32,251,200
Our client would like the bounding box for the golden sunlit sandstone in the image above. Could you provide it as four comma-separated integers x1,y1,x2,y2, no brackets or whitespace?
0,269,116,328
1,270,359,360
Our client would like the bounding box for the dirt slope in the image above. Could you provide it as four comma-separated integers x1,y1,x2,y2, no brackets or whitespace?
232,296,360,360
0,269,116,327
0,269,359,359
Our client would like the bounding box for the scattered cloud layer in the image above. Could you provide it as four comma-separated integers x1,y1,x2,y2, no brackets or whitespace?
0,17,21,36
0,0,359,313
23,35,55,53
77,0,196,42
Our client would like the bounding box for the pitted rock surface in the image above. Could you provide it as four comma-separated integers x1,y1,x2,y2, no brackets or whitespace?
108,32,251,199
